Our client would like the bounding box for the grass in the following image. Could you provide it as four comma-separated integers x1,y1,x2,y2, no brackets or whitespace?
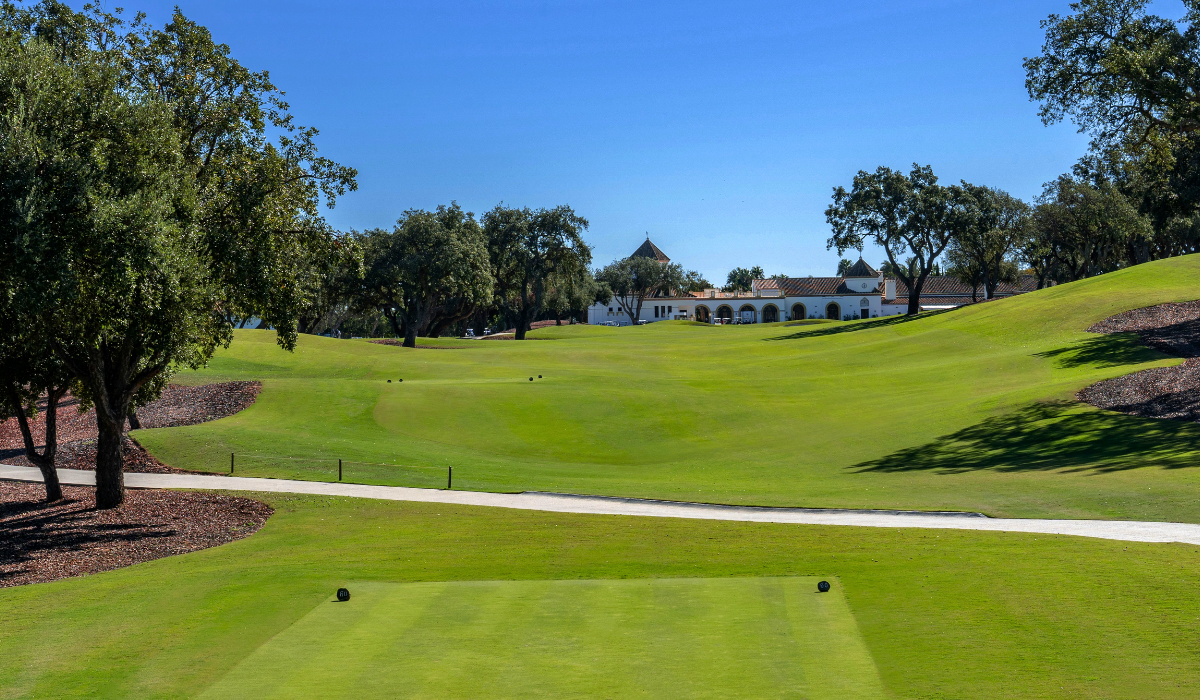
136,254,1200,522
197,577,883,699
4,494,1200,699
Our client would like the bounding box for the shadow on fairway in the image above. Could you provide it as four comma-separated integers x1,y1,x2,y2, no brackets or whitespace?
1034,333,1164,369
852,400,1200,475
764,309,953,341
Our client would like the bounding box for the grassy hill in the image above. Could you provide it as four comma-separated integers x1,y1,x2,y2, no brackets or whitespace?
138,254,1200,521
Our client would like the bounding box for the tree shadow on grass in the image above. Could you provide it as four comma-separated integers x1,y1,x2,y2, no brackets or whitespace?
764,309,954,341
852,401,1200,475
1034,333,1166,369
0,500,176,582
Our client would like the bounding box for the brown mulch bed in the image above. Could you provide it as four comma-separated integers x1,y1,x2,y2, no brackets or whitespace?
1079,301,1200,421
1086,300,1200,357
0,381,261,473
0,482,272,588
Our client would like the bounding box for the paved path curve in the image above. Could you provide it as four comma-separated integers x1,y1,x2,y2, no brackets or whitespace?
5,464,1200,545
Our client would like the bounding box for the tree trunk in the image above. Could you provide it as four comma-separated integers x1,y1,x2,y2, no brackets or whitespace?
95,411,124,509
905,272,927,316
91,366,134,510
514,304,535,340
8,385,66,502
127,410,142,430
403,324,418,348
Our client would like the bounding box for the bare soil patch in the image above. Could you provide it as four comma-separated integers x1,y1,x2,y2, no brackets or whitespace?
1080,302,1200,421
0,482,271,588
0,381,260,473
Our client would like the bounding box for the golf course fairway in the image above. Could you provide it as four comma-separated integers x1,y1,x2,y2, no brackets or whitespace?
11,258,1200,698
5,494,1200,699
137,254,1200,521
198,577,882,700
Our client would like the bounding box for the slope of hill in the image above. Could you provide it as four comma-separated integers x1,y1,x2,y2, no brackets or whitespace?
139,255,1200,521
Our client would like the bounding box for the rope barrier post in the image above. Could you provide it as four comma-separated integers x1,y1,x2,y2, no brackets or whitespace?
339,459,343,481
448,465,452,490
230,453,234,475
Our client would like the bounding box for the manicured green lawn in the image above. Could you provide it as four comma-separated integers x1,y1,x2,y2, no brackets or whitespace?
3,494,1200,699
137,255,1200,521
198,577,883,700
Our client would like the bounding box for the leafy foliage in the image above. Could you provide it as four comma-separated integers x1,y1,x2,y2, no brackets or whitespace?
482,205,592,340
1027,175,1152,284
359,204,493,348
723,266,763,292
946,185,1030,299
826,164,956,315
0,3,355,507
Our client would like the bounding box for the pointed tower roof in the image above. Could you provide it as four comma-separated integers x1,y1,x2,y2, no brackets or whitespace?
843,258,878,278
631,237,670,263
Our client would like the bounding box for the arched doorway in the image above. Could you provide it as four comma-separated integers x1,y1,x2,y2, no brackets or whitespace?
859,298,870,319
716,305,733,323
694,305,711,323
826,302,840,320
738,304,757,324
791,303,806,321
762,304,778,323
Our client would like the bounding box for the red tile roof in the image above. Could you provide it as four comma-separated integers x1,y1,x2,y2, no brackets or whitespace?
890,275,1038,299
753,277,880,296
885,275,1040,308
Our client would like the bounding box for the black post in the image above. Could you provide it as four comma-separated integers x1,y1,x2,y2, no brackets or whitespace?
448,466,452,490
230,452,234,475
339,459,343,481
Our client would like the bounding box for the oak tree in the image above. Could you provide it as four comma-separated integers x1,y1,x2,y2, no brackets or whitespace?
360,204,493,348
483,205,592,340
595,256,686,324
826,165,955,315
0,5,356,508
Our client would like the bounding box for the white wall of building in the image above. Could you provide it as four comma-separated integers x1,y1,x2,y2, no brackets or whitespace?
587,293,885,325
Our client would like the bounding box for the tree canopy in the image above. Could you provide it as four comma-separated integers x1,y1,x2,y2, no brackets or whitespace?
1025,0,1200,151
0,3,356,507
826,164,956,315
482,205,592,340
1027,175,1152,283
360,204,493,348
946,184,1030,300
724,266,763,292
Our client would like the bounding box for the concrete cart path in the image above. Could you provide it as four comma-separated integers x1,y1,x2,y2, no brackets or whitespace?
5,464,1200,545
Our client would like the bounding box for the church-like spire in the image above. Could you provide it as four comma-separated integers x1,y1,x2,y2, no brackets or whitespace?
630,238,670,263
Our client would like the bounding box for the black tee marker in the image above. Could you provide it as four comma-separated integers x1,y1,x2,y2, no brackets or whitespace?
817,581,831,593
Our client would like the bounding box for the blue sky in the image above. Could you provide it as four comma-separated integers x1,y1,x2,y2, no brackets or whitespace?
125,0,1097,281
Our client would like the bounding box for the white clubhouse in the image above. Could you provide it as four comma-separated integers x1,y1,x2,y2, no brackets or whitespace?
588,239,1036,325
